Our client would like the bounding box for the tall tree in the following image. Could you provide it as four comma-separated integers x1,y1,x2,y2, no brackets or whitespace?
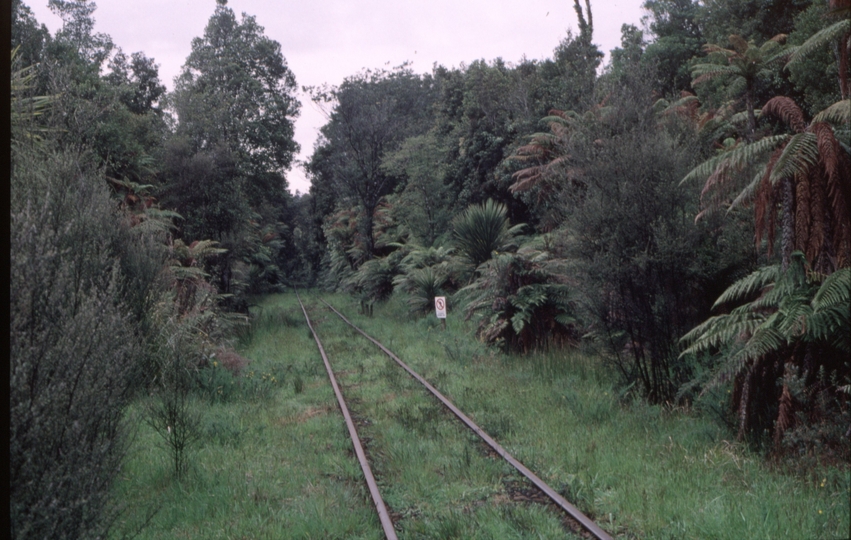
165,3,300,296
641,0,703,95
539,0,604,110
307,66,435,258
170,4,299,182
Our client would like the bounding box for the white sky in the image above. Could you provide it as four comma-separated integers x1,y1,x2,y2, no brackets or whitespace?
24,0,648,194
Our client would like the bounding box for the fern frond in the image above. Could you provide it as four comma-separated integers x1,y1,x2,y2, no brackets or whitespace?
189,240,228,260
713,265,781,308
724,325,786,367
786,19,851,67
812,268,851,310
769,132,818,185
728,109,761,125
761,96,808,133
729,35,750,55
806,306,851,352
681,154,726,186
813,99,851,125
681,134,788,185
777,295,814,338
728,168,767,211
680,312,766,357
692,64,741,86
540,115,574,128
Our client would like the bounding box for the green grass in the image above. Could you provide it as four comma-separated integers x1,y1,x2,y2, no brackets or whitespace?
111,296,382,539
111,291,850,539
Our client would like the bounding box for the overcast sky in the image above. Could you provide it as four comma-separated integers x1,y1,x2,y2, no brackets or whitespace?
25,0,648,194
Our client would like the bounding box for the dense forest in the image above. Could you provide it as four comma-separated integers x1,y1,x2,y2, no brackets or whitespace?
10,0,850,537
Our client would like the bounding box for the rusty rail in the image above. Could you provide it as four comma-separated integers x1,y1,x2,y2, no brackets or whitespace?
295,291,398,540
322,299,613,540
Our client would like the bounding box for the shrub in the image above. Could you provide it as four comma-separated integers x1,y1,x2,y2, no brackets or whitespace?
10,144,142,539
461,246,579,353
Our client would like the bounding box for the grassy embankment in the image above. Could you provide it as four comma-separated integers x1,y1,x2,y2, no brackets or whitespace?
111,291,849,539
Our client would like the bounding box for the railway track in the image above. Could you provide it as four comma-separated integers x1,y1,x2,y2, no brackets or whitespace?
296,291,613,540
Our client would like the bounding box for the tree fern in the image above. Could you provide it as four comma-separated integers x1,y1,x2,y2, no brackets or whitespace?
813,99,851,125
681,253,849,445
786,19,851,67
460,248,578,352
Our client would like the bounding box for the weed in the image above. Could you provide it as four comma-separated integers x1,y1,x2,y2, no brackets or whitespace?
143,392,203,480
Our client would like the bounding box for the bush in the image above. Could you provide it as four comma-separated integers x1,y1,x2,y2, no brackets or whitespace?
461,245,580,353
10,144,142,539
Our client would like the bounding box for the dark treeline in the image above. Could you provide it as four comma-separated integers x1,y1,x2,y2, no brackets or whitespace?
10,0,850,537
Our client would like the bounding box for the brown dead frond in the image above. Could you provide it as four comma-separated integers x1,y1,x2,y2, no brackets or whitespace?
762,97,808,133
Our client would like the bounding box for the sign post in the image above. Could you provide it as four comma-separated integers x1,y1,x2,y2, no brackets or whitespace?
434,296,447,330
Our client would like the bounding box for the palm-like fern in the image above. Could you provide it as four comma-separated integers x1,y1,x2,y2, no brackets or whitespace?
451,199,524,269
691,34,788,137
391,245,455,315
11,47,58,143
681,254,850,444
394,266,448,315
683,96,851,271
461,247,578,353
507,102,614,230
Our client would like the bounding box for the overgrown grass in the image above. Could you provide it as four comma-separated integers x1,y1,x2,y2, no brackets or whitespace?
111,295,382,539
111,292,849,539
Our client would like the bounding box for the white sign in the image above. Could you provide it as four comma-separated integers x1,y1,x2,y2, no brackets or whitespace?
434,296,447,319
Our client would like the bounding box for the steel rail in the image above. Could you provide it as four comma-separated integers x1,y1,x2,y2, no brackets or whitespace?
295,291,398,540
322,299,613,540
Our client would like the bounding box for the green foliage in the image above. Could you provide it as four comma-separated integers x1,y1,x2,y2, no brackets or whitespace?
394,264,449,315
381,132,454,246
640,0,704,94
343,248,406,304
170,4,299,178
680,255,850,449
690,33,788,137
547,71,755,402
163,3,300,301
461,246,579,353
11,1,50,68
307,65,436,256
10,141,142,539
696,0,811,45
786,0,850,110
452,199,525,269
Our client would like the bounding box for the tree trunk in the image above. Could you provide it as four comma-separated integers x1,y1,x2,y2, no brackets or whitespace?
781,175,795,271
360,203,376,259
737,365,753,441
745,92,757,142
